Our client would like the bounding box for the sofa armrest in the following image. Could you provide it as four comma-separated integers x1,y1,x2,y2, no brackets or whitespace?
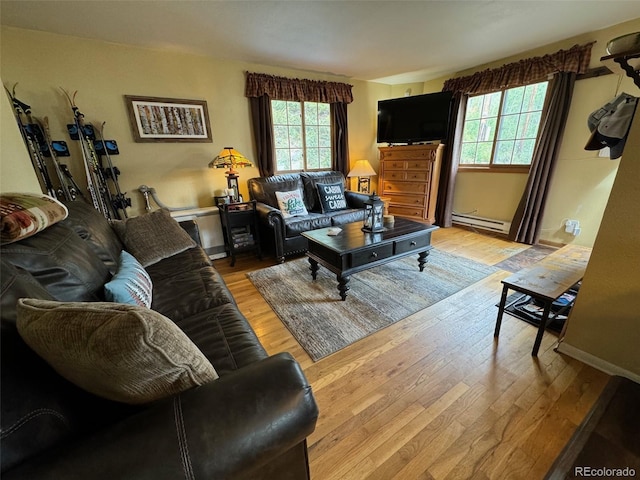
178,219,201,246
255,202,284,227
4,353,318,480
255,202,289,262
345,190,370,209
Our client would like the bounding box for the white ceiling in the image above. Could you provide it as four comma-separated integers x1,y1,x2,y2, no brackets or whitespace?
2,1,640,84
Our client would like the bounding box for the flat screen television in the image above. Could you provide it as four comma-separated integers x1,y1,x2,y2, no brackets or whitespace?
377,91,453,145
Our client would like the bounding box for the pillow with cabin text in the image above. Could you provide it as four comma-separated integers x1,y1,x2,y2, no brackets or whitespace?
316,182,347,213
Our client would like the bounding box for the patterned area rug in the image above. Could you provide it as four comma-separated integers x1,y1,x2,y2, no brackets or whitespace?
494,244,557,272
247,249,499,361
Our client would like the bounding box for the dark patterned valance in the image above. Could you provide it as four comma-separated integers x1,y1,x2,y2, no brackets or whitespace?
245,72,353,104
443,42,594,95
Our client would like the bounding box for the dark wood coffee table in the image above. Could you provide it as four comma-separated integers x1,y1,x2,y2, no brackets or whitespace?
301,217,439,300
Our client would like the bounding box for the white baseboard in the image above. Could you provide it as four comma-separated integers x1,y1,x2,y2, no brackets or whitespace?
556,341,640,383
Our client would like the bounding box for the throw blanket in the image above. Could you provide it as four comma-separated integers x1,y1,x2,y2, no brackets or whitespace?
0,193,68,245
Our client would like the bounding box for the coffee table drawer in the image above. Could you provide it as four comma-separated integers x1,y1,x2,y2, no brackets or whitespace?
395,235,430,254
350,243,394,268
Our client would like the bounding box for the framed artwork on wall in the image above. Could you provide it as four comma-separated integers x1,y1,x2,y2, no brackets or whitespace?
125,95,212,143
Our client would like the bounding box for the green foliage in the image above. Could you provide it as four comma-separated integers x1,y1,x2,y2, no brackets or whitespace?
271,100,332,172
459,80,547,167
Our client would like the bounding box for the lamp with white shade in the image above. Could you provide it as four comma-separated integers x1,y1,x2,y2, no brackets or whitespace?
347,159,377,193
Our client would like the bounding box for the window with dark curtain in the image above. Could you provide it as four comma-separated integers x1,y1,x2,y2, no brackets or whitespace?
245,72,353,177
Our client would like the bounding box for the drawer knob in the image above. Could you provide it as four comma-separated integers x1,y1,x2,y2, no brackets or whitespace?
410,241,417,246
371,252,378,258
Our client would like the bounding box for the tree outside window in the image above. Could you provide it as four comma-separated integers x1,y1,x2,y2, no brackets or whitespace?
272,100,332,173
459,81,548,170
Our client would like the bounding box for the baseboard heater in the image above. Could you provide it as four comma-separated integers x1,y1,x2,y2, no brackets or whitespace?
451,213,512,234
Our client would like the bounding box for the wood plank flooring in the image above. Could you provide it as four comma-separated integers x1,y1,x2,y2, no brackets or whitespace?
214,227,609,480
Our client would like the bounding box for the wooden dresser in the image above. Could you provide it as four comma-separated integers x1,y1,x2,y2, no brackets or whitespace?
378,143,444,224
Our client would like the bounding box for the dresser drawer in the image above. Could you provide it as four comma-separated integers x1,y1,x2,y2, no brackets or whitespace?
350,243,394,268
387,193,426,207
406,159,432,169
380,148,434,161
389,204,425,218
383,160,407,170
383,170,406,180
383,181,427,194
395,235,430,254
404,171,429,181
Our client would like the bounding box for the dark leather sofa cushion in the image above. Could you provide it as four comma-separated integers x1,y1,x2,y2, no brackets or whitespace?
247,174,306,210
0,260,54,325
60,201,124,275
144,245,212,281
0,321,136,473
300,171,346,212
1,224,110,302
328,208,366,225
1,225,128,469
176,303,268,375
148,249,236,321
0,262,135,473
284,213,333,237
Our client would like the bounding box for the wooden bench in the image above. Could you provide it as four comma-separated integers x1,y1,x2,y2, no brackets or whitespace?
494,244,592,356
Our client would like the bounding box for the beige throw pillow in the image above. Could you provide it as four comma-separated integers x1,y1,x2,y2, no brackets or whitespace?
111,208,197,267
16,298,218,404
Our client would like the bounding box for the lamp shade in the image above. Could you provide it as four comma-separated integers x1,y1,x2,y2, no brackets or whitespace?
208,147,252,170
347,159,376,178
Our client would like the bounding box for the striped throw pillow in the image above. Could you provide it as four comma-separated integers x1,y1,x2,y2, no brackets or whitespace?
104,250,153,308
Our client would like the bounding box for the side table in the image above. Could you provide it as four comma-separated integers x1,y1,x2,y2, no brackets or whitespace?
217,200,262,266
494,244,591,356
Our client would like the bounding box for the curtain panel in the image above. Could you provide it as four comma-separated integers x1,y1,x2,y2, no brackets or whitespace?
245,72,353,103
508,72,576,244
442,43,593,95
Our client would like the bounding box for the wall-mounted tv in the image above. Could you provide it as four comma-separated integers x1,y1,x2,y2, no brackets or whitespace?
377,91,453,145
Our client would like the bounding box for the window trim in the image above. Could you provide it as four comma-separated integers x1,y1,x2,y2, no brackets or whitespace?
457,81,549,172
272,99,332,174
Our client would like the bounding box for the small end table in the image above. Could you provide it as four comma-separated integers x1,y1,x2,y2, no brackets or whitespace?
217,200,262,266
494,244,591,356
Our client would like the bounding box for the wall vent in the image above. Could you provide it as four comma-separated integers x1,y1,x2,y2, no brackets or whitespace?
451,213,511,234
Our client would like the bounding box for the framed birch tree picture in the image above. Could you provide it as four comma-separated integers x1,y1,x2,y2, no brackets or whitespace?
125,95,212,143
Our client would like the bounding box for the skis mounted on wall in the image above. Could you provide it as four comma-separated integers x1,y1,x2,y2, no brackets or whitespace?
4,84,81,202
61,89,130,219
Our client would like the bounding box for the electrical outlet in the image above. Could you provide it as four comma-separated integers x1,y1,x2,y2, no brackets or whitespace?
573,227,582,236
565,220,576,233
565,219,580,234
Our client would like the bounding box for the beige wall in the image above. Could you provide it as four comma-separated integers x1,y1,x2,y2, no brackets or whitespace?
413,18,640,247
559,114,640,379
1,26,389,214
1,81,41,193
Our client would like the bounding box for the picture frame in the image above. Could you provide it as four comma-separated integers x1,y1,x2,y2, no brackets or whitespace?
124,95,212,143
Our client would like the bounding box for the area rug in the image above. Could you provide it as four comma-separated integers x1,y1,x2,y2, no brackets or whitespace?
494,244,557,272
247,249,499,361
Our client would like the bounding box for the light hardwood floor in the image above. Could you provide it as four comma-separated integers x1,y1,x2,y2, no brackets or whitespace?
214,227,609,480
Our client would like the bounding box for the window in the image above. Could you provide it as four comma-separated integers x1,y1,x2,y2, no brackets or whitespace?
459,81,548,169
272,100,332,172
